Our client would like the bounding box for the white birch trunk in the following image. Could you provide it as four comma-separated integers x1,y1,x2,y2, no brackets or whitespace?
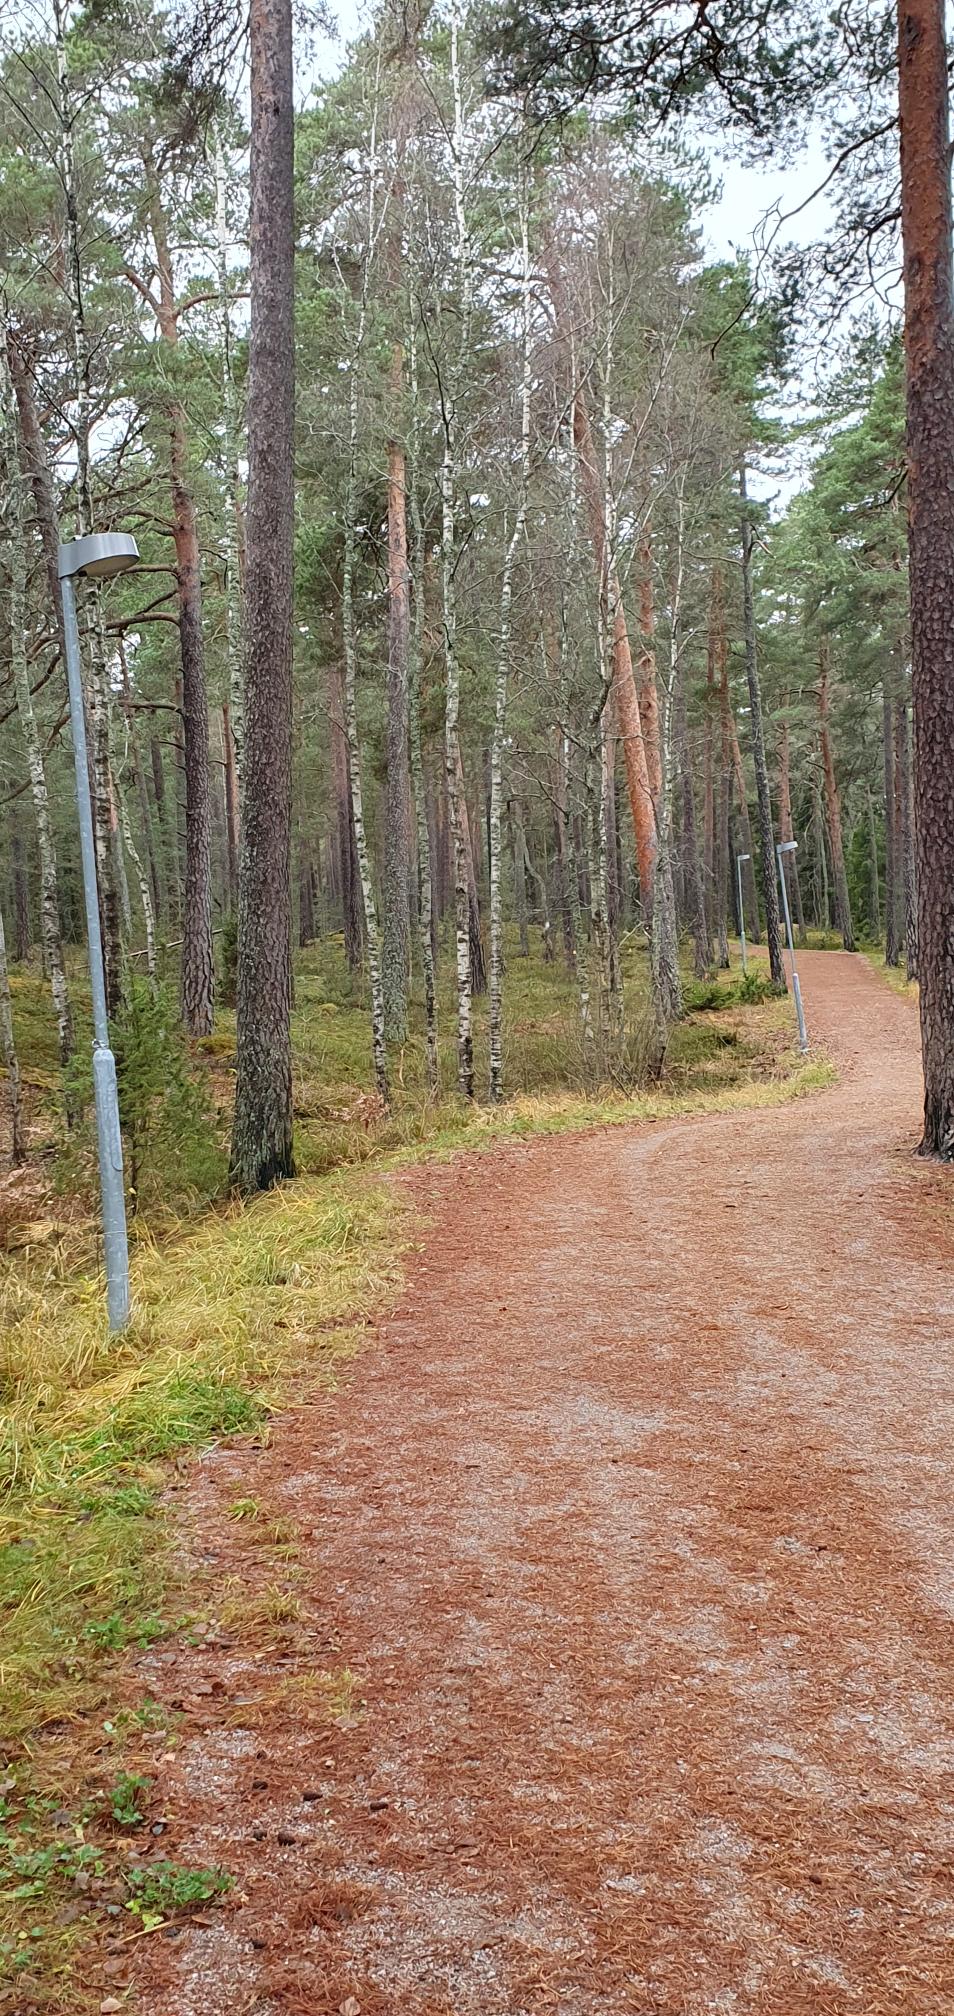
215,122,245,789
343,357,389,1105
0,899,25,1167
488,168,532,1102
0,329,75,1086
442,8,476,1098
116,737,157,984
407,311,439,1093
54,0,122,1011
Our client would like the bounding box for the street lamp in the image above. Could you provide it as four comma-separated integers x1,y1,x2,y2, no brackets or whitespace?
777,839,808,1054
59,532,140,1331
736,851,751,974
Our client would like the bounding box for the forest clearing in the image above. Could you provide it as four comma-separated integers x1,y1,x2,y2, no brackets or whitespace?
4,0,954,2009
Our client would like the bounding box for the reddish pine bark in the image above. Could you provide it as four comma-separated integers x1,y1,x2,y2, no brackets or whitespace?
898,0,954,1153
635,540,663,809
230,0,296,1190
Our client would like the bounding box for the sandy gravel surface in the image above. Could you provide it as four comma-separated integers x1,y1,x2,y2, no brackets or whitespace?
133,954,954,2015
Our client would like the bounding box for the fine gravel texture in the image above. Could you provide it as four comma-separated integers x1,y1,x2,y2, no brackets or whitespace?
131,953,954,2015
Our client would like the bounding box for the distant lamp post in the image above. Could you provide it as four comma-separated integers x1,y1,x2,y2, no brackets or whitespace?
777,839,808,1054
736,851,751,974
58,532,140,1331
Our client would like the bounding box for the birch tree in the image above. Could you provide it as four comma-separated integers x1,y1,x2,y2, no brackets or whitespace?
0,320,75,1091
489,157,532,1102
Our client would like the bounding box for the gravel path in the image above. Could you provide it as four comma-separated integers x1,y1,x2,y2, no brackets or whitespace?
135,954,954,2016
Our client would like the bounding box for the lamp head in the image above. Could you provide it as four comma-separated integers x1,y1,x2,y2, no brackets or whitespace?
738,851,751,864
58,533,140,582
778,839,798,855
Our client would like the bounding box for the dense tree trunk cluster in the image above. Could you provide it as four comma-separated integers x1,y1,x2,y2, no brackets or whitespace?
0,0,952,1189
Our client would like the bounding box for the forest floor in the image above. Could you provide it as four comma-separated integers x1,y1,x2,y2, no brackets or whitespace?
106,951,954,2016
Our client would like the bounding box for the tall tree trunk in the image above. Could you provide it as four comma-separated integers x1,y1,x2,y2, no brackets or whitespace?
0,332,74,1082
714,572,731,967
298,825,316,948
0,898,25,1166
118,640,164,932
817,638,855,950
327,657,362,970
898,0,954,1151
813,778,831,930
150,733,180,927
116,760,157,983
489,173,531,1102
382,365,412,1043
222,702,240,907
230,0,296,1190
897,690,919,979
10,824,30,965
777,707,806,944
674,656,708,977
138,147,214,1036
6,331,66,667
883,676,902,963
340,302,389,1102
730,723,761,942
54,0,122,1015
215,123,245,790
437,9,476,1096
635,539,663,810
867,785,883,943
407,314,439,1091
457,749,486,998
739,460,785,987
703,579,717,942
510,800,530,955
571,391,657,915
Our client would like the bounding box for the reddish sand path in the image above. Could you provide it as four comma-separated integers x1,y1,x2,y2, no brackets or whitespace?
135,954,954,2015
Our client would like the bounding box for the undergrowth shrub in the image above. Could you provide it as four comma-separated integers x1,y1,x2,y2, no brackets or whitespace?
61,980,225,1214
735,968,777,1005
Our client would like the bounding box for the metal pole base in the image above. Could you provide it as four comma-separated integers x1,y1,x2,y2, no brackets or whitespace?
792,971,809,1054
92,1045,131,1331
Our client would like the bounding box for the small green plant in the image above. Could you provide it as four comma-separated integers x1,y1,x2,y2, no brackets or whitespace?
2,1840,105,1903
682,977,726,1011
124,1859,232,1928
735,967,775,1005
84,1611,166,1653
108,1773,150,1828
114,980,225,1209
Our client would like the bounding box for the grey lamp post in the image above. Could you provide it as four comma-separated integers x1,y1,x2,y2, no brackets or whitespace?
777,839,808,1053
736,851,751,974
58,532,140,1331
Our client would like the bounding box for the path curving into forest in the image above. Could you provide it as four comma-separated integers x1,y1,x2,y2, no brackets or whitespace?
136,954,954,2016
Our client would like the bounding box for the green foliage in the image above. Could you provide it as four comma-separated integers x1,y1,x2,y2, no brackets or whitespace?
682,968,774,1011
112,980,225,1209
2,1837,105,1905
108,1773,150,1828
83,1612,167,1653
736,968,776,1005
58,979,226,1215
124,1859,232,1925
